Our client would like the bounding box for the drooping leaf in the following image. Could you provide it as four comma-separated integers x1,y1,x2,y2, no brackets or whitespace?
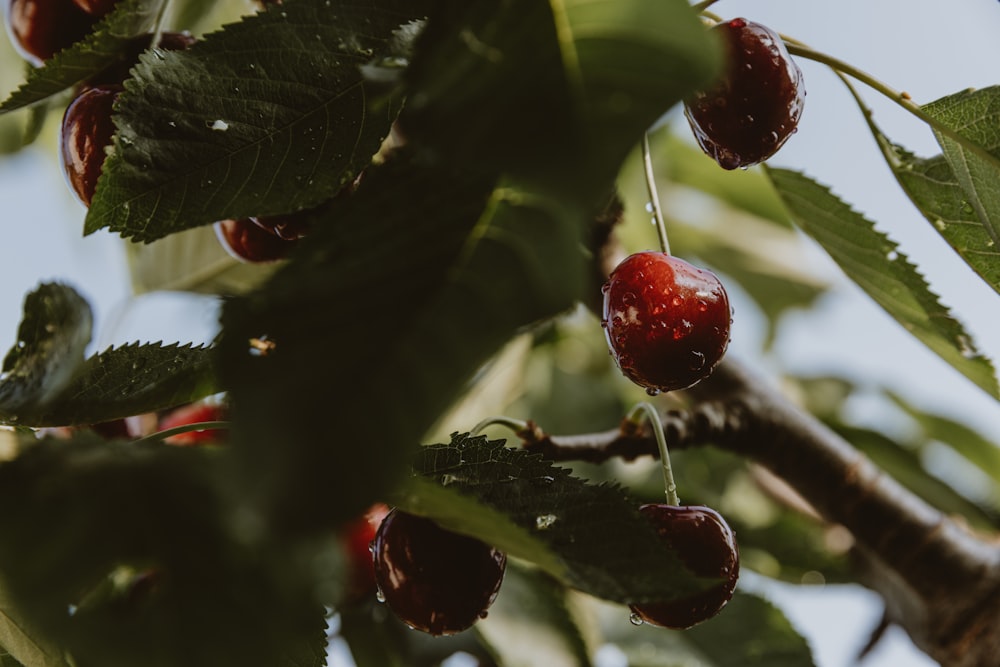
475,561,592,667
399,433,718,605
0,0,167,112
864,117,1000,295
922,87,1000,253
0,284,92,421
86,0,429,241
217,146,586,537
765,167,999,400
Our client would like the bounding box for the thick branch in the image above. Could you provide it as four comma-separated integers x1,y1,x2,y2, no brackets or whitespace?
523,358,1000,666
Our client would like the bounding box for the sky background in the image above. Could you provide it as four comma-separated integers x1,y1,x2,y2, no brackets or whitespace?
3,1,1000,665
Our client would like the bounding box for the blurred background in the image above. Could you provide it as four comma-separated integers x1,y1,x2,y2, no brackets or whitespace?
2,0,999,665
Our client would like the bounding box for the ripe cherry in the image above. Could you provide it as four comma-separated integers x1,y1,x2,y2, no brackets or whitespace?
372,509,506,635
629,503,739,629
60,83,121,207
3,0,97,66
214,218,299,263
340,503,389,604
70,0,115,15
684,17,804,170
602,251,730,394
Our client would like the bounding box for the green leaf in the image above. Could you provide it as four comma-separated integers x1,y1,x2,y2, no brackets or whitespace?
217,148,587,536
922,87,1000,252
0,0,167,113
0,284,92,420
19,341,219,427
401,434,720,605
0,582,70,667
86,0,427,241
765,167,999,400
864,118,1000,295
475,561,592,667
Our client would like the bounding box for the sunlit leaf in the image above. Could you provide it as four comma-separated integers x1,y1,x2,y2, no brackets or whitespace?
766,167,999,400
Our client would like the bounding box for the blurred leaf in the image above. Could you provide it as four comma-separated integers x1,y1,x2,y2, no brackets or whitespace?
766,167,999,400
0,284,92,421
840,425,998,529
864,117,1000,295
922,87,1000,255
401,434,719,605
0,582,69,667
0,0,167,112
476,562,592,667
87,0,427,241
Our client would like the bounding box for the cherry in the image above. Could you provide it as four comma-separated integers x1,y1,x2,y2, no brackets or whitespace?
601,251,730,393
3,0,97,66
214,218,298,263
70,0,115,16
372,509,506,635
629,503,739,629
340,502,389,604
60,83,121,207
684,17,804,170
251,214,311,242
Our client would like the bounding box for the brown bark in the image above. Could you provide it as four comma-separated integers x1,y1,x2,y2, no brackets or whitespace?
520,358,1000,667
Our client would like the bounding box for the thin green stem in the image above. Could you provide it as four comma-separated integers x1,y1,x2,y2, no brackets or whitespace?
691,0,721,12
625,402,679,505
470,415,530,437
133,421,229,445
642,133,671,255
785,43,1000,169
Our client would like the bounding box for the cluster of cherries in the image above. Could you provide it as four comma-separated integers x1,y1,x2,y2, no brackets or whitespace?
3,0,312,264
600,17,804,629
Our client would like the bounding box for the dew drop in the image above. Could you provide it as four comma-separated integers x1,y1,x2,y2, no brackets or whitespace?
645,387,660,397
644,202,654,213
629,612,644,626
886,250,898,261
689,351,706,371
375,587,386,603
208,119,230,132
368,540,375,554
535,514,558,530
479,610,489,619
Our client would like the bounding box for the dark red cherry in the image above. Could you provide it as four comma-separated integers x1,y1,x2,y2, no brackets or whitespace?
3,0,97,66
214,218,298,263
70,0,115,16
373,509,506,635
684,17,804,170
629,504,739,629
601,251,730,393
60,83,121,207
341,502,390,604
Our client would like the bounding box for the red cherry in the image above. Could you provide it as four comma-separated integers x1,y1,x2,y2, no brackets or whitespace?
629,503,739,629
214,218,298,263
373,509,506,635
684,17,805,170
341,502,390,604
602,251,730,393
3,0,97,65
70,0,115,16
60,84,121,207
159,402,228,445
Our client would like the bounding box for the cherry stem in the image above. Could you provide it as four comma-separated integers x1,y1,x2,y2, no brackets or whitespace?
132,421,230,445
625,402,680,506
642,133,671,255
470,415,531,437
781,42,1000,172
691,0,721,12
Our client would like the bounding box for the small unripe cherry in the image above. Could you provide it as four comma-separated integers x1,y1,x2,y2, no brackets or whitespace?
629,503,739,629
373,509,506,635
602,251,730,394
60,83,121,207
684,17,805,170
3,0,97,66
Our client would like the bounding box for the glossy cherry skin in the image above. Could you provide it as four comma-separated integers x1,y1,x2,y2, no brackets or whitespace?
602,251,730,393
629,504,739,629
70,0,115,15
373,509,506,635
60,84,121,207
214,218,298,263
684,18,804,170
341,503,390,604
3,0,97,66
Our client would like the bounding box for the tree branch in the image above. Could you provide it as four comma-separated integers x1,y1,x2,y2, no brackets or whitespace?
521,358,1000,667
